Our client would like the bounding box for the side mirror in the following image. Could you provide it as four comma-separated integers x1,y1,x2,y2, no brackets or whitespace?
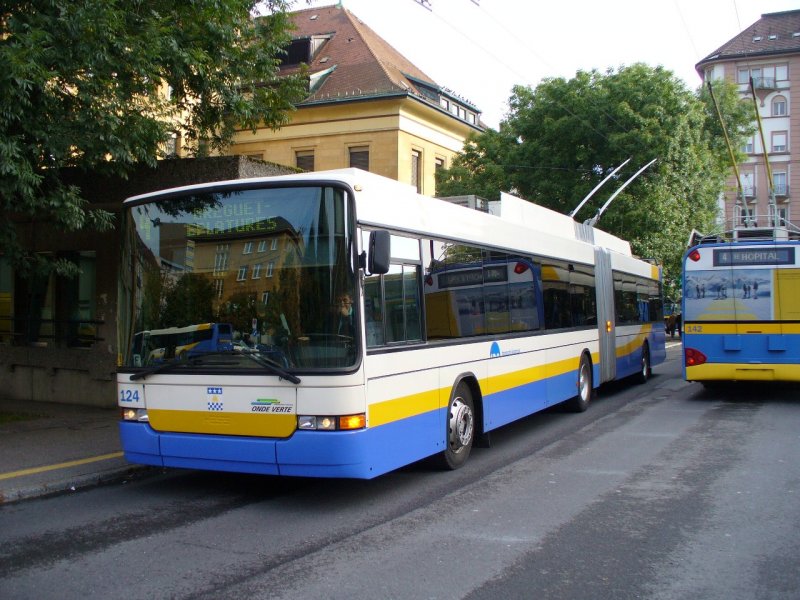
367,230,390,275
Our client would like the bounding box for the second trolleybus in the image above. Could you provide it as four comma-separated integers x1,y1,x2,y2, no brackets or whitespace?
682,224,800,384
117,169,665,478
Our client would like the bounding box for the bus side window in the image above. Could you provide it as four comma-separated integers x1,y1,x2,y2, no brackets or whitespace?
364,274,384,347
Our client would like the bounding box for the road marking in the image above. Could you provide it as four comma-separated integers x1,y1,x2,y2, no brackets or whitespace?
0,452,124,481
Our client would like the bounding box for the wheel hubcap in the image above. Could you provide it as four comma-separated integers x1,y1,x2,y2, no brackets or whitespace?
579,363,590,401
448,397,474,453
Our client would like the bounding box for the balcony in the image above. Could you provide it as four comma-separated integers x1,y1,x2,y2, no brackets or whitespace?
751,76,777,90
773,184,789,199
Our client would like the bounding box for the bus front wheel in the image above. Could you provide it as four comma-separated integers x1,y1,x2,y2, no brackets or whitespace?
435,383,475,470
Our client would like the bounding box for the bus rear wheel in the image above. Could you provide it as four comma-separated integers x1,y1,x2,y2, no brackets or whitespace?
565,353,593,412
435,383,475,470
637,343,651,384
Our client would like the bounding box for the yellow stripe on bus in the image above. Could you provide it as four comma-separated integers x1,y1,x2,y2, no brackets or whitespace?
148,409,297,438
369,388,441,427
683,323,800,335
686,362,800,382
371,351,602,427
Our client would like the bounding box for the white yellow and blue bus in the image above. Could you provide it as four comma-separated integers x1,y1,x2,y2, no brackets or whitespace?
117,169,665,478
682,231,800,384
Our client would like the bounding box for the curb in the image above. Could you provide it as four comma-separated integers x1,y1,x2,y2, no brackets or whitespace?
0,464,153,505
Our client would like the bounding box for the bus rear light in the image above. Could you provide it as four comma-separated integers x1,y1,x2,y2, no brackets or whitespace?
514,262,529,274
685,348,707,366
688,249,701,262
298,414,366,431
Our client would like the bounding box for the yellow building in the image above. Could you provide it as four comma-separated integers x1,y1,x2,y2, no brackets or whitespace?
228,4,484,196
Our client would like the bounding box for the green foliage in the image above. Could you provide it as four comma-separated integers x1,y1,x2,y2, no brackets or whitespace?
437,64,753,291
1,1,306,278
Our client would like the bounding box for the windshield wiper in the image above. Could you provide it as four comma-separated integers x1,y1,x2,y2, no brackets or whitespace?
128,350,301,384
129,355,189,381
190,350,301,384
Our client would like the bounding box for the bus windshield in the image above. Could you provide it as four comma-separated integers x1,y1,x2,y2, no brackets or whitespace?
120,184,357,371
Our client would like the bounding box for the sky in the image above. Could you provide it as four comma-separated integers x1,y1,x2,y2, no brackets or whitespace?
294,0,800,128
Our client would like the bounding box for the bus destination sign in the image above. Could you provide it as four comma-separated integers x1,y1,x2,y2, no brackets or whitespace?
713,247,795,267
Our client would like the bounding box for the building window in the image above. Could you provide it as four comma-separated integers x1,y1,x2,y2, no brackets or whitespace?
769,204,789,227
214,279,224,299
3,251,99,347
252,263,262,279
772,96,787,116
742,137,754,154
243,241,253,254
237,266,248,281
740,172,755,197
213,244,230,275
261,291,269,305
772,131,787,153
773,171,788,196
271,238,278,251
349,146,369,171
411,150,422,193
257,240,266,252
776,64,789,80
296,150,314,171
267,262,274,277
734,205,757,227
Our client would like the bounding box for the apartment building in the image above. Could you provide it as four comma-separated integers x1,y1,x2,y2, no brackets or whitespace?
696,9,800,232
227,4,484,196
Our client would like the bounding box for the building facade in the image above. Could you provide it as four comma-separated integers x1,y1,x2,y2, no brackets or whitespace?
2,158,295,407
697,10,800,232
226,4,484,197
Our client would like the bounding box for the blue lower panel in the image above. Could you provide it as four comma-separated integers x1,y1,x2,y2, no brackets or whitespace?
119,407,443,480
484,378,549,431
684,333,800,366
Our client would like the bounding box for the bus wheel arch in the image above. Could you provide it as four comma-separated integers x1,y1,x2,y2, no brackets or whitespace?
435,375,481,470
637,341,651,384
565,351,594,412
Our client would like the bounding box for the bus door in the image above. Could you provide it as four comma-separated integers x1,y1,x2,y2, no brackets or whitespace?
766,245,800,357
594,247,616,384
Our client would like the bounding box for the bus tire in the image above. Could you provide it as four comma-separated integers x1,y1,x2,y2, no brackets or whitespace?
565,353,593,412
637,343,651,384
435,382,475,470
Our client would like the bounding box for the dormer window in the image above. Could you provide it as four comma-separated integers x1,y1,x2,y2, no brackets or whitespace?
281,38,312,66
280,35,331,67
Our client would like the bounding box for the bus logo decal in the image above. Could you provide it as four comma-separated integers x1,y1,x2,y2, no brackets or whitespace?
251,399,292,413
490,342,501,358
207,387,223,411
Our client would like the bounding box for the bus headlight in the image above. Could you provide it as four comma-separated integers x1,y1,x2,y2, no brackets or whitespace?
121,408,149,422
297,414,366,431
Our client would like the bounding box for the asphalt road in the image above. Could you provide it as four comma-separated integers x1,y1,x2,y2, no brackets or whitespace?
2,344,799,599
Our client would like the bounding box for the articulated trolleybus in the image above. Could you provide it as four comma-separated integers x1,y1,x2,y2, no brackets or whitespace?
682,224,800,384
117,169,665,478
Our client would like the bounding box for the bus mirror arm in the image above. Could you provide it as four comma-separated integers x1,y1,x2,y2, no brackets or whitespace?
365,230,390,275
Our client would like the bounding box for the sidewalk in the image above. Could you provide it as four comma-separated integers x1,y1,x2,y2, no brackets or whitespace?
0,397,148,504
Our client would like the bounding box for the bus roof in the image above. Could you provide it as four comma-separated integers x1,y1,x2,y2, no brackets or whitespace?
124,168,637,265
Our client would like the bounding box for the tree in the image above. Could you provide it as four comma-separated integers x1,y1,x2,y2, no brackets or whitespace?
1,0,307,278
437,64,753,292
